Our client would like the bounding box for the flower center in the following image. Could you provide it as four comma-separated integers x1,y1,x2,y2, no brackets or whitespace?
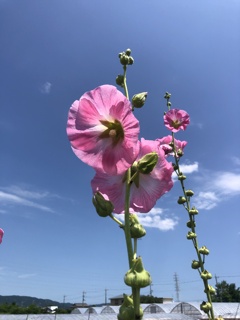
171,119,181,129
99,119,124,146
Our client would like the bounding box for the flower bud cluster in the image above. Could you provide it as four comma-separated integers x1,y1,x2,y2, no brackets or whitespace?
124,257,151,288
187,231,197,239
118,49,134,66
200,301,212,314
201,270,212,280
129,214,146,239
199,246,210,255
204,285,216,294
177,196,186,204
118,294,143,320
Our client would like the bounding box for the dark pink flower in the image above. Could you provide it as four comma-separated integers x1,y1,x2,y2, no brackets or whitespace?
0,228,4,244
67,85,140,175
157,135,187,157
91,138,174,213
164,109,190,133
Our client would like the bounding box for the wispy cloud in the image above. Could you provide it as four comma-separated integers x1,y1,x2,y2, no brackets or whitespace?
116,207,178,231
0,187,54,213
39,81,52,94
193,191,219,210
1,185,50,200
172,162,199,180
192,171,240,210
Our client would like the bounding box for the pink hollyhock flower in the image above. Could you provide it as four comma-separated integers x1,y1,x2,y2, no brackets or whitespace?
157,135,187,157
91,138,174,213
164,109,190,133
0,228,4,244
67,85,140,175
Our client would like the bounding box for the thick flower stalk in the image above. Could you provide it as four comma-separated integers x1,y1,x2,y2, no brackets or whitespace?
67,85,140,175
163,93,215,320
91,138,174,214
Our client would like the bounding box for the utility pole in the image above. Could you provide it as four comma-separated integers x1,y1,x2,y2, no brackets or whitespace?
82,291,86,304
63,295,66,303
174,273,180,302
105,289,108,305
149,281,153,296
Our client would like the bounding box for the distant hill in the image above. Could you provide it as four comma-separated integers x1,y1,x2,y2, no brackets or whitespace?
0,295,72,309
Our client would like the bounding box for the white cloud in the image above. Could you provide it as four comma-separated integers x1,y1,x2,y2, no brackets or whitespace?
39,81,52,94
1,185,50,200
179,162,199,174
191,170,240,211
213,172,240,195
172,162,199,180
193,191,219,210
0,190,54,213
115,207,178,231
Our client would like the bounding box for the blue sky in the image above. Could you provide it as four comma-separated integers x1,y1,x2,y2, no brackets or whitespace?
0,0,240,306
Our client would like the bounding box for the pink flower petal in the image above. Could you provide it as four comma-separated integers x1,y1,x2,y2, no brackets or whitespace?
67,85,140,175
91,138,174,213
164,109,190,133
157,135,187,157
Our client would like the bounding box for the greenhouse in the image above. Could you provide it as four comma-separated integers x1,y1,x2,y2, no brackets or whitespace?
0,302,239,320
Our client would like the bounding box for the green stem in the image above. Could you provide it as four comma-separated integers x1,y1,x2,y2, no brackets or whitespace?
122,63,142,319
171,133,215,320
109,213,123,227
123,65,129,100
124,168,134,268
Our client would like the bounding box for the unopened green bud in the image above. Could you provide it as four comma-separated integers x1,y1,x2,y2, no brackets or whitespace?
164,92,171,100
124,257,151,288
167,101,172,107
185,190,194,197
118,294,136,320
125,48,131,56
177,149,184,157
186,220,196,228
200,301,212,314
200,270,212,280
189,207,199,215
130,223,146,239
92,192,114,217
178,174,186,181
128,56,134,65
178,196,187,204
116,74,124,87
129,214,146,238
138,152,158,174
129,213,140,225
199,246,210,255
120,53,129,65
173,164,178,171
187,231,197,239
204,285,216,294
132,92,148,109
191,260,201,269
